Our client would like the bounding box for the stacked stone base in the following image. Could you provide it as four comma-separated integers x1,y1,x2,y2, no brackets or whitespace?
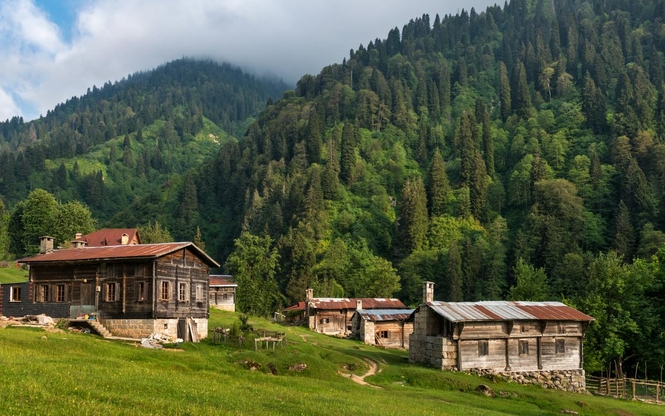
409,334,457,369
100,318,208,341
468,368,587,393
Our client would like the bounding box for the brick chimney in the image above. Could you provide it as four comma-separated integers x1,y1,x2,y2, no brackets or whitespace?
305,288,313,301
39,236,54,254
356,299,362,310
423,281,434,303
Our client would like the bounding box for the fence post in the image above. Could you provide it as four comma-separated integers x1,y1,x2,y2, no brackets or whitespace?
657,383,660,403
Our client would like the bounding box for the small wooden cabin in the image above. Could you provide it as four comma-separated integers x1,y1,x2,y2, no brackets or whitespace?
17,237,219,341
75,228,141,246
351,307,414,348
409,282,593,391
303,289,407,336
209,275,236,311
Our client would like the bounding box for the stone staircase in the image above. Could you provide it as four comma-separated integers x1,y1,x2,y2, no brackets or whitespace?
88,320,112,338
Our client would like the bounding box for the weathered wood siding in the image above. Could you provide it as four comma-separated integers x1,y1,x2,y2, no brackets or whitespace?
312,309,351,335
98,262,153,319
372,321,413,349
540,337,581,370
153,248,210,319
460,339,506,370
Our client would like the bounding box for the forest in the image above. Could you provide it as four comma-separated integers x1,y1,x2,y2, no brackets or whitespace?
2,0,665,376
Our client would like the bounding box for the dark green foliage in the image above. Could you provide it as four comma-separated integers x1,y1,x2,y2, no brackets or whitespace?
399,177,428,254
427,149,451,217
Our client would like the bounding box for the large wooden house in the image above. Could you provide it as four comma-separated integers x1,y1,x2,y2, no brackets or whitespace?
408,282,594,392
302,289,407,336
11,237,219,341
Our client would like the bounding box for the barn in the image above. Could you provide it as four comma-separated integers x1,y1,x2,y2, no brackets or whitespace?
12,236,219,341
408,282,594,392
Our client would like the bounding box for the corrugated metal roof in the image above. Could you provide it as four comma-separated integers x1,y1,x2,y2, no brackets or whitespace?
210,275,236,287
356,309,414,322
283,301,306,312
426,301,594,323
78,228,141,246
310,298,406,310
18,242,220,268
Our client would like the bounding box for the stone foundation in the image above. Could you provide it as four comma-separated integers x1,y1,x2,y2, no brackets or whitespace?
468,368,587,393
100,318,208,341
409,334,457,369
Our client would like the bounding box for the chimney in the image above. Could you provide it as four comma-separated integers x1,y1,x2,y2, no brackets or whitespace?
423,281,434,303
356,299,362,310
75,232,83,240
121,233,129,245
306,288,313,301
71,240,87,249
39,236,54,254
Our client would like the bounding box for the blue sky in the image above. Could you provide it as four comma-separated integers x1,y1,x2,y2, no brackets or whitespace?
0,0,498,121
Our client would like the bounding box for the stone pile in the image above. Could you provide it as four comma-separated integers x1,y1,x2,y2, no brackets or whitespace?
469,368,587,393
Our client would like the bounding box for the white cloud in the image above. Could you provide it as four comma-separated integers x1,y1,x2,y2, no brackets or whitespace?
0,0,498,120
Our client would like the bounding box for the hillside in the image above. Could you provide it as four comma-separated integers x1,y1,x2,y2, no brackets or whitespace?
0,311,660,415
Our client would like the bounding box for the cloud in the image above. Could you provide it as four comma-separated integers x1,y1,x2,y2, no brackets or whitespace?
0,0,498,120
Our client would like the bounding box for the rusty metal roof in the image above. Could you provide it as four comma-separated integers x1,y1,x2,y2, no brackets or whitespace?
355,309,414,322
210,275,236,287
283,301,306,312
309,298,406,310
78,228,141,246
426,301,594,323
18,242,220,268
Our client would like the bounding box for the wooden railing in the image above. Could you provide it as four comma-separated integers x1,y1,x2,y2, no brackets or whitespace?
587,376,665,403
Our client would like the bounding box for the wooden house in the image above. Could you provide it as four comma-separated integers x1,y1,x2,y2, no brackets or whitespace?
302,289,407,336
209,275,236,311
15,237,219,341
351,306,414,348
408,282,594,392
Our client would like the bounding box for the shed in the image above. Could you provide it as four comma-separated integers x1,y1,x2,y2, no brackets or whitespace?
209,275,236,311
351,308,414,348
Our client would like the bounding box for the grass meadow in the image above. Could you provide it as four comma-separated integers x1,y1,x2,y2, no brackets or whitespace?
0,309,660,415
0,266,28,284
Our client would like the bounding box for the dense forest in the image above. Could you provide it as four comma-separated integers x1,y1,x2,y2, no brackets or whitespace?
2,0,665,376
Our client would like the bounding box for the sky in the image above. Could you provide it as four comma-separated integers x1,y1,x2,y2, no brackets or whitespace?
0,0,498,121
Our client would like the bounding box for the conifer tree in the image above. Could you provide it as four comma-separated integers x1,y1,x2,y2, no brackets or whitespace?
498,62,512,121
427,149,451,217
512,60,532,118
339,123,355,185
399,177,429,254
446,243,463,301
475,99,495,177
613,200,634,261
305,110,322,165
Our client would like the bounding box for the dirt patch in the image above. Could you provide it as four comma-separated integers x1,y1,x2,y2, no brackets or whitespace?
338,358,383,389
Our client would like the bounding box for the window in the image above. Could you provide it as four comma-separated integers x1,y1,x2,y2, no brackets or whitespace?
519,340,529,355
105,283,118,302
320,318,329,324
478,340,489,356
379,330,389,338
10,286,21,302
160,281,170,301
136,281,147,302
556,339,566,354
195,283,204,302
37,285,49,302
56,284,65,302
222,293,228,301
178,282,188,302
557,322,567,334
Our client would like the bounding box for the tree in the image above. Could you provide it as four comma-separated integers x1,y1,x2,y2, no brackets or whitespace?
0,200,10,260
339,122,355,185
175,173,199,240
508,258,549,301
399,177,429,253
446,243,463,301
138,221,173,243
305,110,322,165
498,61,512,121
16,189,58,256
226,232,282,317
427,149,451,217
512,60,532,118
52,201,96,248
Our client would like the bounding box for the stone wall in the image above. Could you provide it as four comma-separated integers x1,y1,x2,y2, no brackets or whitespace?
468,368,587,393
409,334,457,369
100,318,209,341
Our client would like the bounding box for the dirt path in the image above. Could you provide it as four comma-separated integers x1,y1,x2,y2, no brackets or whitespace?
339,357,383,389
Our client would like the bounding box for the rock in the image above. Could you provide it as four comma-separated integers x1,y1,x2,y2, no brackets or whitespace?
476,384,495,397
289,363,308,372
36,315,54,325
560,410,578,415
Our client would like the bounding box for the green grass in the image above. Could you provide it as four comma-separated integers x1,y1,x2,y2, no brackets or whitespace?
0,309,660,415
0,266,28,283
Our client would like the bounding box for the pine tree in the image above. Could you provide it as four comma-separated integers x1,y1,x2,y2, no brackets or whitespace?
339,123,355,185
476,99,495,177
305,110,322,165
427,149,451,217
399,177,429,254
512,60,532,118
498,61,512,121
613,200,634,261
446,243,463,301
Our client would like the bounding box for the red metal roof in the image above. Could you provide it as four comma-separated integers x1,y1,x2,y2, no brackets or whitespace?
78,228,141,246
309,298,406,310
425,301,594,323
18,242,220,268
284,301,306,312
210,275,236,287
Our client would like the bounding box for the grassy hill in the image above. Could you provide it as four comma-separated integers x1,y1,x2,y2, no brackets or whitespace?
0,309,659,415
0,266,28,283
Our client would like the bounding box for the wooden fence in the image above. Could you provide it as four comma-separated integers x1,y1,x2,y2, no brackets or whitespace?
587,376,665,403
